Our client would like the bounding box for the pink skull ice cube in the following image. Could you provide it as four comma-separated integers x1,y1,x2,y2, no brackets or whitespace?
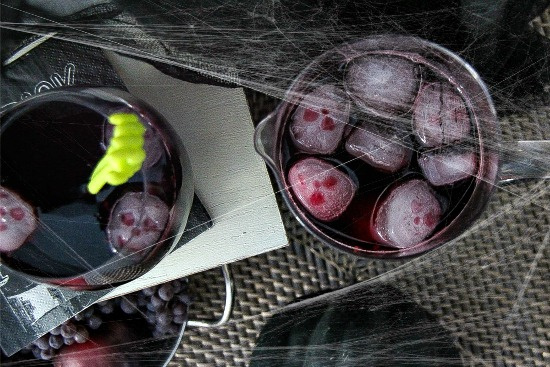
290,85,350,154
345,123,412,172
288,157,357,222
0,186,37,253
413,82,471,147
345,55,420,115
372,179,441,248
107,192,170,253
419,150,478,186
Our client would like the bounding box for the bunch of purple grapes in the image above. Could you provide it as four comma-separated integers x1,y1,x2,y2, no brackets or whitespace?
18,278,191,361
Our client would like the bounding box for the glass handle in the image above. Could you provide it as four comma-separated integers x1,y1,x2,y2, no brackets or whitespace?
253,112,278,170
187,264,234,328
499,140,550,183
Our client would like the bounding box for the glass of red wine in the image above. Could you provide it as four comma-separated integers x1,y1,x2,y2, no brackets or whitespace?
0,87,194,288
254,35,549,258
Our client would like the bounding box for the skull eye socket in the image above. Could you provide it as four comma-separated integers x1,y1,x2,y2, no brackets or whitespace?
9,207,25,221
303,108,319,122
143,217,158,232
323,176,338,188
120,212,135,226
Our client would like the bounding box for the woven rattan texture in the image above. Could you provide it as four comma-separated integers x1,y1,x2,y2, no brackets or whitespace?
170,194,359,365
171,12,550,366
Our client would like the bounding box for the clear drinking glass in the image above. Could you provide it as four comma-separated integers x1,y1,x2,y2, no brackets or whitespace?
0,87,194,288
254,35,550,258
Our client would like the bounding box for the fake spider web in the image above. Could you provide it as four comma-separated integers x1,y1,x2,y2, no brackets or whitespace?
1,1,549,366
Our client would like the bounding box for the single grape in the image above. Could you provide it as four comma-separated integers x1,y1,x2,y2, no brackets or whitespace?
40,348,54,360
32,346,42,359
158,283,174,301
87,315,103,330
34,335,50,350
172,303,187,316
142,286,157,297
120,298,138,314
172,279,182,293
156,310,173,326
50,326,62,336
49,334,64,349
83,307,95,318
98,302,114,314
74,326,89,344
61,322,77,338
149,294,164,311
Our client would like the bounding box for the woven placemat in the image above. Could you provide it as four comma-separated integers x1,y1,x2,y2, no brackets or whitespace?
171,11,550,367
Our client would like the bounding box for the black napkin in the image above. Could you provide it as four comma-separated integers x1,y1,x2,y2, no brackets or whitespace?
250,284,461,367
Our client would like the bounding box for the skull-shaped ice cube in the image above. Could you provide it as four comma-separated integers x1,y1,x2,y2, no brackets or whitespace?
345,55,420,115
372,179,441,248
419,150,477,186
345,122,413,173
289,85,350,154
413,82,471,147
107,192,169,253
288,157,357,222
0,186,37,253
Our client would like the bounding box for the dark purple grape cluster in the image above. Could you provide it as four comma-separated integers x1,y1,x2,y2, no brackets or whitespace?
127,278,191,338
22,307,98,361
13,278,191,362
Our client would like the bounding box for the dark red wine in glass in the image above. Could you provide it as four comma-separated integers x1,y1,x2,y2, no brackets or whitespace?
254,35,502,258
0,88,192,288
281,52,479,253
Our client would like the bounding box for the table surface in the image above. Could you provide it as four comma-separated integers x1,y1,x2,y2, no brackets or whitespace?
168,8,550,361
2,6,549,365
